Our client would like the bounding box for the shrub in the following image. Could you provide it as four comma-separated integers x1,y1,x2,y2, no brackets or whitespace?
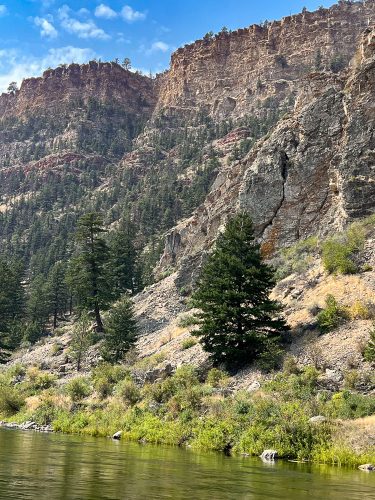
181,338,197,350
32,396,60,425
282,355,300,375
275,54,288,68
65,377,91,401
173,365,199,389
343,370,360,390
26,367,56,390
256,339,284,372
94,378,114,400
322,240,357,274
6,363,26,379
322,224,365,275
273,236,318,280
178,315,197,328
0,386,25,416
206,368,229,388
92,363,129,385
348,301,372,320
364,323,375,363
330,54,346,73
317,295,349,333
115,379,140,406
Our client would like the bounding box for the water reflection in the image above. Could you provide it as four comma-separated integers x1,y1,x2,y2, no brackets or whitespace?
0,429,374,499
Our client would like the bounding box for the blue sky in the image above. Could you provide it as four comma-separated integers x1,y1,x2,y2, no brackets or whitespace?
0,0,337,92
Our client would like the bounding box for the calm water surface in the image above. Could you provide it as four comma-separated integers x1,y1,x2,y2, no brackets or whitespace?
0,428,374,499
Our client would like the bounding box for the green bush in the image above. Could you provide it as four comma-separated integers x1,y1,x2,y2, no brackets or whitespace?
322,240,357,274
256,339,284,372
26,367,56,391
317,295,349,333
0,386,25,416
322,224,365,275
94,377,114,400
206,368,228,387
178,315,197,328
115,379,140,406
32,397,59,425
282,355,300,375
181,338,197,350
326,391,375,419
65,377,91,401
273,236,318,280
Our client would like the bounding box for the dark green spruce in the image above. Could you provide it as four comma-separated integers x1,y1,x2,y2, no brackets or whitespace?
68,213,111,332
192,213,288,368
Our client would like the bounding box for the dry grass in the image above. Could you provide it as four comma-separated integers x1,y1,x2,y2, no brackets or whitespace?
335,416,375,455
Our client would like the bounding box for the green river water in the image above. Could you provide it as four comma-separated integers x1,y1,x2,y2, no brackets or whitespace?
0,428,374,499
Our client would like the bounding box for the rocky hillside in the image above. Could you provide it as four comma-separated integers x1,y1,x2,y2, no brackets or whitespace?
159,24,375,272
0,2,374,374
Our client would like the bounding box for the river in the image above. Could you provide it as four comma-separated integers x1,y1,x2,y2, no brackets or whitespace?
0,428,374,499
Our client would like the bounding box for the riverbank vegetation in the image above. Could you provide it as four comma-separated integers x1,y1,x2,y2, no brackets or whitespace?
0,360,374,467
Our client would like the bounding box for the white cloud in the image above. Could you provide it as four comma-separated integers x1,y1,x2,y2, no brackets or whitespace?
121,5,146,22
148,41,170,53
0,5,7,16
58,5,110,40
0,46,97,93
41,0,55,7
77,8,90,17
34,17,58,39
95,4,117,19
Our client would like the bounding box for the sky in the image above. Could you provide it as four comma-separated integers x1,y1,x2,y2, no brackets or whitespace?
0,0,337,92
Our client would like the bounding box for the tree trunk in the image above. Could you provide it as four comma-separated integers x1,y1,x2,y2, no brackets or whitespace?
94,301,104,333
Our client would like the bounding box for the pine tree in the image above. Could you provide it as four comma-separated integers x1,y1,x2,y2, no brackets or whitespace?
46,261,69,328
192,213,288,368
0,258,25,357
27,274,50,331
71,213,111,332
102,296,138,363
70,313,92,371
109,219,140,297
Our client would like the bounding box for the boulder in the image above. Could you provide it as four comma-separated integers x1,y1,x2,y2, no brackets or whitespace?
309,415,327,424
260,449,278,461
358,464,375,472
21,421,36,430
112,431,122,440
247,381,261,392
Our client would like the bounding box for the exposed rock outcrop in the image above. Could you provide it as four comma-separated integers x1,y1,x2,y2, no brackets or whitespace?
159,25,375,269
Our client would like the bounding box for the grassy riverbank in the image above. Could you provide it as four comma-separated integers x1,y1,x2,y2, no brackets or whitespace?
1,360,374,467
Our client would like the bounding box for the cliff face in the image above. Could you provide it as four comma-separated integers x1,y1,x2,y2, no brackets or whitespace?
159,25,375,273
0,1,374,282
155,1,374,122
0,62,156,119
0,62,157,176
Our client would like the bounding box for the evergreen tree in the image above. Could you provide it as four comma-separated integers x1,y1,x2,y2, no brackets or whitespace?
70,313,92,371
27,274,50,331
109,219,140,296
102,296,138,363
46,261,69,328
0,258,25,357
192,213,288,368
0,258,24,334
71,213,111,332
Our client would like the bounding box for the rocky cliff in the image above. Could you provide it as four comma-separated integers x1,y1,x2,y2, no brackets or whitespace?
0,1,374,287
159,24,375,275
154,0,374,122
